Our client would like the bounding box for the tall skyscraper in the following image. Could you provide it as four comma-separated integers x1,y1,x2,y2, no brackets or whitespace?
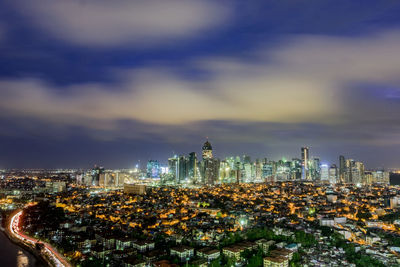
200,139,219,184
91,166,104,186
168,156,179,183
301,147,310,180
178,155,188,182
320,164,329,182
146,160,160,178
202,139,213,159
329,164,338,184
188,152,198,179
339,155,345,183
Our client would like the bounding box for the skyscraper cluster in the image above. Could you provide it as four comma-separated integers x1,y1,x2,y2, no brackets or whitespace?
153,141,389,186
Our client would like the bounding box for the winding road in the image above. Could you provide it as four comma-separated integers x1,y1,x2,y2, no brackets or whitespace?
9,209,71,267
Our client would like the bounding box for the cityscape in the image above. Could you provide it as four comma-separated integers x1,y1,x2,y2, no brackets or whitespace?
2,1,400,267
0,140,400,267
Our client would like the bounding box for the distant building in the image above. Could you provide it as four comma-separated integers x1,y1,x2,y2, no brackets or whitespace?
301,147,310,180
147,160,160,178
91,166,104,186
202,139,213,160
320,164,329,182
200,139,219,185
124,184,146,195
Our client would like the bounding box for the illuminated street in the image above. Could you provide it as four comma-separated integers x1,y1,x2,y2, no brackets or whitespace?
9,210,71,267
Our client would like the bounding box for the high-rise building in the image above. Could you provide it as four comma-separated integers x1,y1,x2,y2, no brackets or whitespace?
329,164,338,184
320,164,329,182
178,155,188,182
91,166,104,186
339,155,346,183
352,161,365,184
291,158,302,180
345,159,355,183
146,160,160,178
188,152,198,179
168,156,179,183
202,139,213,160
255,159,262,182
312,157,321,180
200,139,219,184
301,147,310,180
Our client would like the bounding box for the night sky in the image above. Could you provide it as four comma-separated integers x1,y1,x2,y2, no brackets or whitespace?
1,0,400,169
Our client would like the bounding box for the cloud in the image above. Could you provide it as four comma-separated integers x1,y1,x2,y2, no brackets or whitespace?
9,0,231,47
1,29,400,146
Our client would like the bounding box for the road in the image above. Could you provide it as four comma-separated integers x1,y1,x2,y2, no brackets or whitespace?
9,209,71,267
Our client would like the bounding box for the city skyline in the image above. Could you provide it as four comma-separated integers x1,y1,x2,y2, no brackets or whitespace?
1,1,400,168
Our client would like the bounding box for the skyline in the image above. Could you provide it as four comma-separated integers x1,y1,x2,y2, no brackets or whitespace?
1,1,400,168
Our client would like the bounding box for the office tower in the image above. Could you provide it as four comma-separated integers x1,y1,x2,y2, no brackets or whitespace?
91,166,104,186
301,147,310,180
291,158,302,180
352,161,365,184
320,164,329,182
262,159,273,181
339,155,346,183
76,173,83,184
168,156,179,183
200,140,219,184
276,159,291,181
345,159,355,183
201,158,220,185
219,160,230,182
329,164,338,184
255,159,262,181
178,155,188,182
243,155,251,165
243,160,252,182
312,157,321,180
188,152,197,179
146,160,160,178
373,170,390,184
202,139,213,160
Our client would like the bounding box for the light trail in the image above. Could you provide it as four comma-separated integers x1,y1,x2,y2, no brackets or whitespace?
9,210,71,267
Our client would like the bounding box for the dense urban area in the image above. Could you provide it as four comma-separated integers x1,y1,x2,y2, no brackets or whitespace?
1,141,400,267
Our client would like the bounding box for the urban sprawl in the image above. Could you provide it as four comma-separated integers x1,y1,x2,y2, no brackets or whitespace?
0,141,399,267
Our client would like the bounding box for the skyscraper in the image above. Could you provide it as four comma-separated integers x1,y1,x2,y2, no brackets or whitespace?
320,164,329,182
339,155,346,183
146,160,160,178
200,139,219,184
202,139,213,160
301,147,310,180
329,164,338,184
188,152,198,179
91,166,104,186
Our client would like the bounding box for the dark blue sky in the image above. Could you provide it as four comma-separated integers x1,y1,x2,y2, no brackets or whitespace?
1,0,400,169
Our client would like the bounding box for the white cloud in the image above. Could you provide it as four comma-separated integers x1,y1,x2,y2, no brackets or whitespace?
10,0,231,47
1,29,400,131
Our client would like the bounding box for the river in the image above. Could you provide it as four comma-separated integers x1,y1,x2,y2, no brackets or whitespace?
0,230,45,267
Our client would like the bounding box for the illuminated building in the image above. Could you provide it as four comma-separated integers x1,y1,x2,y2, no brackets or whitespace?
168,156,179,183
200,140,219,184
91,166,104,186
178,155,188,182
255,159,262,182
301,147,310,180
329,164,338,184
345,159,355,183
146,160,160,178
311,157,321,180
202,139,213,160
124,184,146,195
339,155,346,183
188,152,198,179
320,164,329,182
